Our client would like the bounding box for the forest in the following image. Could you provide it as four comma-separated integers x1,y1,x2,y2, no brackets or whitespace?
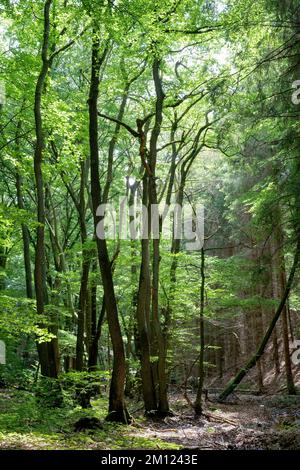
0,0,300,453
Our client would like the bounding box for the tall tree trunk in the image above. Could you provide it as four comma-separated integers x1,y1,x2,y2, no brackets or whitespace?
256,293,264,392
194,247,205,415
272,324,281,375
33,0,60,380
217,331,224,379
0,246,7,290
148,58,170,415
136,173,157,412
273,221,296,394
76,256,90,371
125,182,139,397
73,159,91,371
88,32,130,423
15,109,33,299
270,241,281,375
87,259,98,369
16,172,33,299
88,295,106,371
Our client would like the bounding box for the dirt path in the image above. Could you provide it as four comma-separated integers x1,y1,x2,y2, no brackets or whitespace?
130,394,300,450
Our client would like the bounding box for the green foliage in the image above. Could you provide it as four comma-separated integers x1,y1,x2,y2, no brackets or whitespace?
34,377,63,409
0,338,36,389
59,371,110,406
0,295,54,341
0,389,180,450
0,0,300,446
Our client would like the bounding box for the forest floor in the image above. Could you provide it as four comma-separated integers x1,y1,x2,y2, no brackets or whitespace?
0,388,300,450
131,392,300,450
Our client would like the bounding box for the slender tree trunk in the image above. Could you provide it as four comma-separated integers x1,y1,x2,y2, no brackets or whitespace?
75,160,91,371
195,247,205,415
88,33,130,423
272,324,281,375
16,172,33,299
281,306,296,394
270,241,281,374
274,221,296,394
0,247,7,290
33,0,60,380
15,110,33,299
87,259,98,368
136,174,157,412
217,332,224,379
148,59,170,415
255,303,264,392
76,257,90,370
125,182,139,397
287,305,294,343
88,295,106,371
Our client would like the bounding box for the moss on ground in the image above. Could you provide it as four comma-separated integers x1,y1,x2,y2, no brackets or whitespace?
0,390,180,450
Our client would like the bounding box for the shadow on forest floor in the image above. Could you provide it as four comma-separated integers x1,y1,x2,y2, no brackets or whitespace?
0,389,300,450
